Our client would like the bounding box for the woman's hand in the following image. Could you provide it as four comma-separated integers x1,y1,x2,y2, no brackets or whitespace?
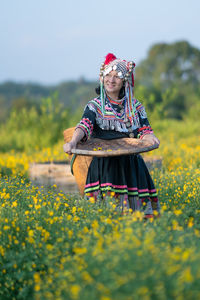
63,141,77,154
141,134,160,147
63,128,85,155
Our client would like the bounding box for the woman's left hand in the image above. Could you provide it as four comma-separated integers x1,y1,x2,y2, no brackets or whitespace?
141,134,160,147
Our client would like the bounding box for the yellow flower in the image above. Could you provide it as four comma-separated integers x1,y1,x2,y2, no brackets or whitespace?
73,247,87,255
89,197,95,203
3,225,10,230
28,230,34,237
153,210,159,216
180,267,194,283
174,209,182,216
35,204,41,210
72,206,76,213
12,201,18,207
34,284,40,292
28,237,34,244
137,286,149,295
0,246,5,256
105,218,112,224
83,226,89,233
46,244,53,251
70,284,80,299
73,216,80,222
33,196,38,204
68,230,73,238
34,272,41,283
91,220,99,229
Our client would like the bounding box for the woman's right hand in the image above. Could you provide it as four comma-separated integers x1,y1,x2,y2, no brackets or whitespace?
63,128,85,154
63,141,77,154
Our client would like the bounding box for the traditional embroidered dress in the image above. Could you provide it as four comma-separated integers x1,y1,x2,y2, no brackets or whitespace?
76,95,160,217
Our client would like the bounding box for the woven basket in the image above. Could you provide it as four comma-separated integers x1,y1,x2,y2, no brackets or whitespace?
63,127,92,195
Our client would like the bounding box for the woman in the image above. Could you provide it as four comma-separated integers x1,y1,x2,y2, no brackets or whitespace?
63,53,160,217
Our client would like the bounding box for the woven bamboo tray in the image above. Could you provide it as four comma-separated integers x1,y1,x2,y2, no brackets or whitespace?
63,128,159,157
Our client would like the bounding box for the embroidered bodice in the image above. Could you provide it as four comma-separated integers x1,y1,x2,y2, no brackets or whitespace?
76,97,153,141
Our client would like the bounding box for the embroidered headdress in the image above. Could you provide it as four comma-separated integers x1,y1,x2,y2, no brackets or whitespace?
99,53,136,117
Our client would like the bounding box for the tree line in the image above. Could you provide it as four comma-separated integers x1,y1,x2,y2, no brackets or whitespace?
0,40,200,123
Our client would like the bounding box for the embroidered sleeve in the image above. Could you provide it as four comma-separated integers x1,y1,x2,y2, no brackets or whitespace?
135,100,153,139
76,102,96,142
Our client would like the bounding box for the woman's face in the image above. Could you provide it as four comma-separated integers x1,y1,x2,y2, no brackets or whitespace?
103,70,123,96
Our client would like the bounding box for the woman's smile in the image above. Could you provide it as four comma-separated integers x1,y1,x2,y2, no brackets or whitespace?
104,70,123,99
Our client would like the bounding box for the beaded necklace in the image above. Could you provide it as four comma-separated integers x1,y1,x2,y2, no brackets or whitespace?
106,94,124,105
106,95,125,119
106,95,134,138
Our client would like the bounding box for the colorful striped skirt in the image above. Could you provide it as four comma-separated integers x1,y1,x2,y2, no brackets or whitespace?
85,154,160,217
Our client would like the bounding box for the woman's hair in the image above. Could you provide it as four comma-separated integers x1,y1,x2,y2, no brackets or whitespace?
95,84,125,99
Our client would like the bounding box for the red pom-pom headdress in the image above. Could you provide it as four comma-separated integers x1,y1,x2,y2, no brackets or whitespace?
104,53,117,65
100,52,135,87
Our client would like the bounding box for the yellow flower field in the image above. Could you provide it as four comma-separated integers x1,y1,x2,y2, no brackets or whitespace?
0,119,200,299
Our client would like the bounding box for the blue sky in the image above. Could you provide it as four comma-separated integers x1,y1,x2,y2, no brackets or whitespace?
1,0,200,84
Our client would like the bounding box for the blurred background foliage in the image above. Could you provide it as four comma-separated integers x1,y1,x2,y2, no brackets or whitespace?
0,40,199,152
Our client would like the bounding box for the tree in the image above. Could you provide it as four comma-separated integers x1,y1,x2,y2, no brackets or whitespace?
136,40,200,92
135,41,200,119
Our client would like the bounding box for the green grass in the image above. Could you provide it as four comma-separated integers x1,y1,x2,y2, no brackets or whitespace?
0,167,200,300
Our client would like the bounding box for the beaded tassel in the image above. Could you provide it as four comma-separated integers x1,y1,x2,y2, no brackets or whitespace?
125,81,136,121
100,80,106,116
